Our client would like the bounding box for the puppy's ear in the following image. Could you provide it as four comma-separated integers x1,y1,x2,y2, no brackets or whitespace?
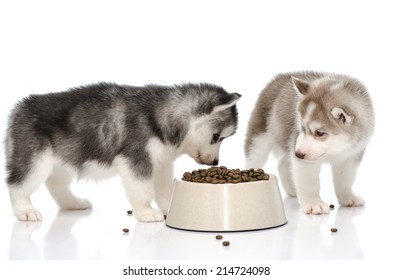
211,92,241,113
331,107,354,126
292,78,310,95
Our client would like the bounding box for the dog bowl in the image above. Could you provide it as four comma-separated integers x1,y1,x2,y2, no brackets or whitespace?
165,174,287,232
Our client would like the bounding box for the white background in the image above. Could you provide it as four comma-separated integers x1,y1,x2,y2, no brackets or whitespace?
1,0,392,278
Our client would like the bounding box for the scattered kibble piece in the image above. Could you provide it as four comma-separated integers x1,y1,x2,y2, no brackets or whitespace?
182,166,269,184
329,204,335,210
215,235,223,240
127,210,133,215
222,241,230,246
123,228,130,233
331,228,338,233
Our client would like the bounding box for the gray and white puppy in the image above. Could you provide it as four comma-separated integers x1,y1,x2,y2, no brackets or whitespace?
245,72,374,214
5,83,240,222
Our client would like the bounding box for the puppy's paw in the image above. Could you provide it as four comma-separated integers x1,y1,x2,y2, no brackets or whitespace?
338,194,365,207
15,209,43,221
135,208,164,223
156,201,169,216
60,198,92,210
284,187,297,197
302,200,330,215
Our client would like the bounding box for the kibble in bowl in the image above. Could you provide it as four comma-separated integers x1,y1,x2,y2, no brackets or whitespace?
182,167,270,184
166,167,287,232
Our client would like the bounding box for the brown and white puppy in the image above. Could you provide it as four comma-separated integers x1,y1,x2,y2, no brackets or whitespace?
245,71,374,214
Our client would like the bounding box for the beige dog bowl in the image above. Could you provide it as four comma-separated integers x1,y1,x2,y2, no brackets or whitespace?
165,174,287,232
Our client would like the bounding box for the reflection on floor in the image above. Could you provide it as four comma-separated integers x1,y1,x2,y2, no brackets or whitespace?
4,197,371,260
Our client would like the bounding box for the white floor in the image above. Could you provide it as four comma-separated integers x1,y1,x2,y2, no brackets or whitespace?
1,151,391,261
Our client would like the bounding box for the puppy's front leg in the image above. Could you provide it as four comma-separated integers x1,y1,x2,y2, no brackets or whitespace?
154,163,174,216
332,157,364,207
118,161,164,223
293,158,329,214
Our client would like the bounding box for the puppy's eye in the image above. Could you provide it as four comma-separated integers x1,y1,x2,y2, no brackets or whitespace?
212,133,220,142
315,130,327,137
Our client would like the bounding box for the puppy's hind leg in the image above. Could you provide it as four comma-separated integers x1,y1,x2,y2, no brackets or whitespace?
8,149,54,221
46,165,92,210
9,184,43,221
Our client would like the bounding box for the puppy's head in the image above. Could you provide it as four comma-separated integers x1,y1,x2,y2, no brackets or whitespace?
292,77,356,160
183,87,241,166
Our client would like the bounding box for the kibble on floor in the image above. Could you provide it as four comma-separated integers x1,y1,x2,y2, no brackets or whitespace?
222,241,230,247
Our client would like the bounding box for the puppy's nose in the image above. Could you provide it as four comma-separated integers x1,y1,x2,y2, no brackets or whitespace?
211,159,219,166
295,152,305,159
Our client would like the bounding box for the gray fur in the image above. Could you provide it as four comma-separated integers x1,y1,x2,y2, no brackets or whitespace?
5,82,240,222
6,83,239,184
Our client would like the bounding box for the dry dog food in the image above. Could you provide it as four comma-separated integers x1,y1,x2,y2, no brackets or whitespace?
127,210,133,215
182,166,269,184
215,235,230,247
329,204,335,210
123,228,130,233
222,241,230,247
330,228,338,233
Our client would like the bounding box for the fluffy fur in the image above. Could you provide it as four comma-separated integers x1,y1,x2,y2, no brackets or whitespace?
5,83,240,222
245,71,374,214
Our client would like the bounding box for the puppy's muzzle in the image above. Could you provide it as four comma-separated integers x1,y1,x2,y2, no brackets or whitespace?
206,159,219,166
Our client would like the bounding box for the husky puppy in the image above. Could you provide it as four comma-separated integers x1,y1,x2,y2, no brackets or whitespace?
245,72,374,214
5,83,240,222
